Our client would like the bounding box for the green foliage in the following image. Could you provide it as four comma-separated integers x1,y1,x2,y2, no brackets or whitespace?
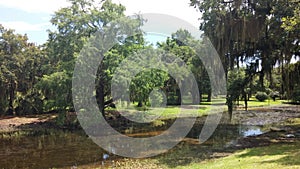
227,69,246,95
55,112,66,127
227,69,247,103
0,24,44,115
44,0,145,116
130,68,169,105
281,6,300,32
191,0,300,103
149,91,165,107
283,62,300,100
255,92,269,102
37,71,72,112
0,0,298,120
158,29,211,104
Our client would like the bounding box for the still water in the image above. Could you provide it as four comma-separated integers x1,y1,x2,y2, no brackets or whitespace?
0,122,264,168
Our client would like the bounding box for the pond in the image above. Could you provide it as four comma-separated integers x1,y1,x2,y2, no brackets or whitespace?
0,129,109,168
0,118,266,168
0,111,270,169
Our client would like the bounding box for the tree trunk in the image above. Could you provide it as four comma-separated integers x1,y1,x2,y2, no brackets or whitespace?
199,92,203,103
227,96,233,121
243,90,248,111
259,69,264,90
7,79,15,115
176,88,181,105
97,81,105,119
192,92,199,104
281,57,285,99
207,91,212,102
137,101,143,107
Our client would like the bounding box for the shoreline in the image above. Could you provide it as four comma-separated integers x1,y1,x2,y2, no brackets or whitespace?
0,105,299,168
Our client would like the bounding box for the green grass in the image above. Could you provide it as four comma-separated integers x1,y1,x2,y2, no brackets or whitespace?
284,118,300,126
107,98,288,120
109,101,222,119
105,141,300,169
245,98,286,107
175,141,300,169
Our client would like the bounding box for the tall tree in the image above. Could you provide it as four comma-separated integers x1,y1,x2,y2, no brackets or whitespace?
191,0,300,112
41,0,145,117
0,25,44,115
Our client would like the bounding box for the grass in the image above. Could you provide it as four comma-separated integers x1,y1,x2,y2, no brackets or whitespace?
175,141,300,169
108,103,216,120
108,97,286,120
106,140,300,169
245,98,286,107
283,118,300,126
105,141,300,169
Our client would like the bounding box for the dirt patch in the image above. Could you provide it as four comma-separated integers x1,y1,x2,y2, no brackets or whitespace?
224,105,300,150
232,105,300,125
230,127,300,150
0,114,57,132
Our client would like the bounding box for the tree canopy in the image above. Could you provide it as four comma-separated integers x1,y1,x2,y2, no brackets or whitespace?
0,0,299,124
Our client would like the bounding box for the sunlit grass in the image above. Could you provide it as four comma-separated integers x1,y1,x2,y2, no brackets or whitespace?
98,141,300,169
104,142,300,169
175,141,300,169
107,97,289,120
284,118,300,126
246,98,286,107
110,100,224,119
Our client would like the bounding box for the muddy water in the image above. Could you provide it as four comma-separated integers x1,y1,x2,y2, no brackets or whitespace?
0,130,111,168
0,119,265,169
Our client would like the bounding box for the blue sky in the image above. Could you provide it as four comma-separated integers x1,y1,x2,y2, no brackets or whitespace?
0,0,70,44
0,6,52,44
0,0,200,45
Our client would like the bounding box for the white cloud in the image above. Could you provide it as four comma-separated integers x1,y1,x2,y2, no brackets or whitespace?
1,21,50,32
0,0,70,14
0,0,201,44
0,0,200,26
112,0,200,27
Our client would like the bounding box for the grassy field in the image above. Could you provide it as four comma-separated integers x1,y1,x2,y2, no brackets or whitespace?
239,98,286,108
175,141,300,169
107,140,300,169
109,97,287,120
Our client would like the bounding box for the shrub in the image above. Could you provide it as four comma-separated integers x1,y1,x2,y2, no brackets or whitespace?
255,92,269,102
270,91,280,101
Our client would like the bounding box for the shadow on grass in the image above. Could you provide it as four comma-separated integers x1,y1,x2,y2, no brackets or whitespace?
237,141,300,166
154,142,233,168
154,120,300,168
153,123,244,168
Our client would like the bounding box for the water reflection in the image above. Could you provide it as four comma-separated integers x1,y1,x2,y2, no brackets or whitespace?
239,125,264,137
0,121,265,168
0,130,112,168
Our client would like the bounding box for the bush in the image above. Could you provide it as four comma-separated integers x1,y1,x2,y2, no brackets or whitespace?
255,92,269,102
270,91,280,101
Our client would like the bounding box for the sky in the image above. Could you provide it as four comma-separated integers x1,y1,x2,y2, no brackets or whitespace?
0,0,201,45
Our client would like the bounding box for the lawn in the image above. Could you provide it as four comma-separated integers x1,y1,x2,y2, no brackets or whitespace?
107,140,300,169
108,98,287,120
244,98,286,108
176,141,300,169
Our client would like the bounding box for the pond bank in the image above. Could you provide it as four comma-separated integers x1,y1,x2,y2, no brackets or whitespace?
0,105,299,168
82,105,300,168
0,114,57,132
